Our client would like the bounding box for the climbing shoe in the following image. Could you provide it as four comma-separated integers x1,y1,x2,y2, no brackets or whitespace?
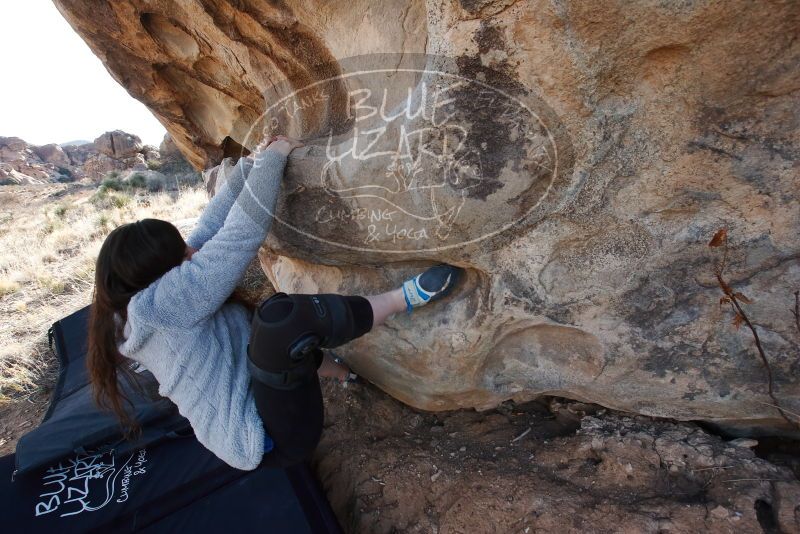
401,263,463,313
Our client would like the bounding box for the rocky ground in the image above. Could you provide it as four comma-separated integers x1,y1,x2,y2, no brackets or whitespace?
3,372,798,533
316,379,800,533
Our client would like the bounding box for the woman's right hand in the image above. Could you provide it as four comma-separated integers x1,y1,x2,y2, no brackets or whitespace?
256,135,304,157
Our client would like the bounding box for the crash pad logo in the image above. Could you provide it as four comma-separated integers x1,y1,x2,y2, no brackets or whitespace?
243,53,571,254
34,449,148,518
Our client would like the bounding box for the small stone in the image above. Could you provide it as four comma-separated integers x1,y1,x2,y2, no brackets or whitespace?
459,446,467,452
729,438,758,449
710,505,729,519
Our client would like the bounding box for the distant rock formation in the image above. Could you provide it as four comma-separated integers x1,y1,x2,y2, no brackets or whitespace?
93,130,143,159
0,131,196,187
0,137,68,185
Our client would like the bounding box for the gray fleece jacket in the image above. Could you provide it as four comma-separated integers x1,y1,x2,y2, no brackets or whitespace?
117,149,288,470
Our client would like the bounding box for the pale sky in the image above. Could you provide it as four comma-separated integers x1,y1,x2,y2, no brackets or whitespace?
0,1,167,147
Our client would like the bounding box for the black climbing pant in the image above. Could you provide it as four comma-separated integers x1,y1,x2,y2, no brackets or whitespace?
248,292,373,468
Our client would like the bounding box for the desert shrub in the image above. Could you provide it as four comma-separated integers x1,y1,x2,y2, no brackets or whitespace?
111,194,130,209
101,173,125,192
94,171,150,207
36,275,66,295
146,174,167,192
90,188,131,210
53,204,67,218
147,159,162,170
0,279,20,296
127,173,147,189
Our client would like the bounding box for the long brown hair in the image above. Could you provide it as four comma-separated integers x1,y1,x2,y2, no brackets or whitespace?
88,218,255,437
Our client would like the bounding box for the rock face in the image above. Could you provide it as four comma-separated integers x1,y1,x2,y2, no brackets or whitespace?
53,1,800,433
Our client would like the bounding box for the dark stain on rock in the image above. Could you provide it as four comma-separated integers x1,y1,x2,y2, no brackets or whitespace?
641,342,698,378
501,270,575,324
618,254,709,332
681,383,708,401
458,0,493,15
272,186,354,256
686,139,743,161
501,270,544,311
448,22,536,201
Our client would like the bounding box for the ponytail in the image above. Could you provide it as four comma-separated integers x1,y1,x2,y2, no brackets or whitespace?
87,219,185,438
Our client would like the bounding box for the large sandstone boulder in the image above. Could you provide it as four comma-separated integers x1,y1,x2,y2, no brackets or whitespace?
82,153,126,180
33,144,71,167
53,0,800,433
82,130,147,179
93,130,143,159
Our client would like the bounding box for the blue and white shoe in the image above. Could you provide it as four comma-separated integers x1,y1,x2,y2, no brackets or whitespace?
401,264,463,313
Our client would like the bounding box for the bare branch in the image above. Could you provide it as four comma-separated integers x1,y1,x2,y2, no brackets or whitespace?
710,234,799,430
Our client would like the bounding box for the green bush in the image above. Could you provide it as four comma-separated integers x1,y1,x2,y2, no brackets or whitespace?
90,187,130,209
54,204,68,218
146,159,162,170
101,173,125,191
110,194,130,208
127,173,147,189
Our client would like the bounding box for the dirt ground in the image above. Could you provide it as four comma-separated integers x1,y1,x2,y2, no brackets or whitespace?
315,380,800,534
1,362,798,533
0,388,51,455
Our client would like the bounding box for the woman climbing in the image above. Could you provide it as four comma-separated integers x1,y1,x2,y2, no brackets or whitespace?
86,135,463,470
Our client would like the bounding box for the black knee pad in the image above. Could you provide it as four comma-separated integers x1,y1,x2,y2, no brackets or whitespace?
247,292,357,390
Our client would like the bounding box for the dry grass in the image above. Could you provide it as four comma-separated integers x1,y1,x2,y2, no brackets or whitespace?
0,183,210,405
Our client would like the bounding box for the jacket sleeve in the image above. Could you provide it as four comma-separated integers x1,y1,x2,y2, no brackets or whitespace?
186,156,255,250
136,150,288,328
